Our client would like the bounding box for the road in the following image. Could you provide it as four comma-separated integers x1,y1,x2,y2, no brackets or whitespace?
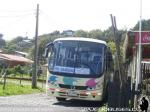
0,93,105,112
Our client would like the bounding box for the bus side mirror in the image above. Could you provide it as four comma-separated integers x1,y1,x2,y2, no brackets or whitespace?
44,42,53,58
44,47,49,58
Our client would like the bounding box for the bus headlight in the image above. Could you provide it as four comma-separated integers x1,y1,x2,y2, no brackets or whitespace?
97,93,102,95
87,87,95,91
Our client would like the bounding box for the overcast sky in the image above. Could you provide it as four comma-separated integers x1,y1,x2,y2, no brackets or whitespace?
0,0,149,40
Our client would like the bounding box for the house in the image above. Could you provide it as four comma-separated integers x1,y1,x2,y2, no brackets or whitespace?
0,53,33,67
62,30,74,36
17,39,32,47
14,51,28,57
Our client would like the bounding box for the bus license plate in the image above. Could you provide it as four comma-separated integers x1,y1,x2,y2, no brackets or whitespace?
68,90,78,97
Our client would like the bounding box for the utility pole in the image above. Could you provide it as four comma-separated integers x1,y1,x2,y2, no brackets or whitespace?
110,14,124,85
110,14,129,108
134,0,142,108
32,4,39,88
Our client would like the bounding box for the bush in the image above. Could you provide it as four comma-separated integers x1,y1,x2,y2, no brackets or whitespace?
0,68,1,73
2,65,33,78
6,68,16,75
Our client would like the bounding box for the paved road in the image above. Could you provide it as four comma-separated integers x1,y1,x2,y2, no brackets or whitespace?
0,93,104,112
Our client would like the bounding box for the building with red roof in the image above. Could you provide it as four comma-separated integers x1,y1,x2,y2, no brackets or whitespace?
0,53,33,67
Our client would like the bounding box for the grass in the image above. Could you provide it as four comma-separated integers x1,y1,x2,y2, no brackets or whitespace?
8,74,47,80
0,82,44,96
6,78,46,88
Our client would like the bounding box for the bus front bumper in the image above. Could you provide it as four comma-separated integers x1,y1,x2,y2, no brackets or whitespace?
47,88,104,101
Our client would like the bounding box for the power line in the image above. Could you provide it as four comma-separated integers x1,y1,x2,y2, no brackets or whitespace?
0,9,35,18
0,10,36,38
39,9,63,30
0,13,34,18
0,12,35,29
0,9,34,13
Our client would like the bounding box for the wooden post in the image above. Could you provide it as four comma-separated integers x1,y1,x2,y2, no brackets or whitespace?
110,14,125,85
3,71,6,90
32,4,39,88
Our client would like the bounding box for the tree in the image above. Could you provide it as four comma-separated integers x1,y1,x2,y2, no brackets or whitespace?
10,36,24,44
102,27,114,41
29,34,61,65
0,34,6,48
38,37,51,64
2,42,17,53
2,36,23,53
74,30,88,37
50,30,60,36
133,19,150,31
0,34,3,39
88,29,103,39
107,41,116,54
0,39,6,48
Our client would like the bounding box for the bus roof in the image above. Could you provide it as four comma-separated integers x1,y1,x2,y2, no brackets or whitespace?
54,37,107,45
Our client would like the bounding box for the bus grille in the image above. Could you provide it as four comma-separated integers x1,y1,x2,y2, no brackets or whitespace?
59,84,88,90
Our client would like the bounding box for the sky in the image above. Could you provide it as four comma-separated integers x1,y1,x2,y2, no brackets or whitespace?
0,0,149,40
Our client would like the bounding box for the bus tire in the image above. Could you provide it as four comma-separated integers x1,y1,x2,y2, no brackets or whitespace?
56,97,66,102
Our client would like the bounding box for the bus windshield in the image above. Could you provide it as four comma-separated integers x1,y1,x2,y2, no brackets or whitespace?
48,40,105,77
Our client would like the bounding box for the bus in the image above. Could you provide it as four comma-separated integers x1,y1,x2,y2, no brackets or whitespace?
44,37,113,101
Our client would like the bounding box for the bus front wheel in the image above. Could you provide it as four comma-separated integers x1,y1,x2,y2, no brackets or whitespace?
56,97,66,102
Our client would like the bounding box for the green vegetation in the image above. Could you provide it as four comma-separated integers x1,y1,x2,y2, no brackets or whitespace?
4,65,46,80
0,34,6,49
1,19,150,62
133,19,150,31
0,82,44,96
1,27,126,59
4,65,31,78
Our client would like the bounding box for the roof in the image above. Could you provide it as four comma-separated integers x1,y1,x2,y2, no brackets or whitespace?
124,31,150,60
0,53,33,64
142,61,150,64
54,37,107,45
14,51,28,56
128,30,150,32
142,58,150,64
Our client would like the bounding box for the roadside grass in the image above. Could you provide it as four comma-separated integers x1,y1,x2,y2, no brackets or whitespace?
8,74,47,80
0,82,44,96
6,78,46,88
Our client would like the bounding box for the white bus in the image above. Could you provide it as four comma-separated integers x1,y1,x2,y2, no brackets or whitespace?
45,37,113,101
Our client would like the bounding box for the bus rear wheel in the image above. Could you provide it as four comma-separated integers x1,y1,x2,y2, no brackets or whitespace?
56,97,66,102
